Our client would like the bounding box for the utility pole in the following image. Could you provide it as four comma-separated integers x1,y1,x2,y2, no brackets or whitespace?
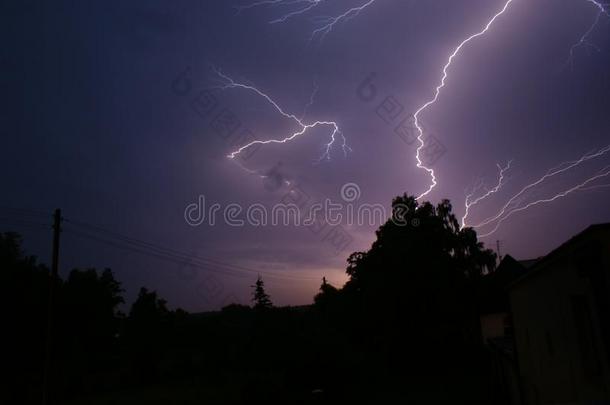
42,209,61,405
496,239,503,263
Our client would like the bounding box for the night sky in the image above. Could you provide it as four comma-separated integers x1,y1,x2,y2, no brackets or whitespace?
3,0,610,311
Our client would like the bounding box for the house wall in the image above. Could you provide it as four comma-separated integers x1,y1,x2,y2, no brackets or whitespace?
509,230,610,404
488,341,523,405
481,312,509,342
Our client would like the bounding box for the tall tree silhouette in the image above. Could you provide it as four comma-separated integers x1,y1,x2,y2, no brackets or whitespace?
343,195,496,365
60,268,124,392
124,288,173,383
0,233,128,402
252,275,273,310
0,232,50,404
314,277,339,309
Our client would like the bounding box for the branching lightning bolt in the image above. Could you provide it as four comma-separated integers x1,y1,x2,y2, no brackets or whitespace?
412,0,514,201
236,0,322,22
467,0,610,235
579,183,610,191
461,160,512,229
479,165,610,237
231,0,610,236
214,69,350,161
271,0,323,24
235,0,376,41
473,144,610,230
235,0,293,13
566,0,610,67
309,0,376,41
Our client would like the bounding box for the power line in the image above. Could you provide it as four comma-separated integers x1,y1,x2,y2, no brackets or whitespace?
64,218,320,280
64,228,254,280
0,209,323,282
62,219,320,281
65,227,319,282
65,219,261,273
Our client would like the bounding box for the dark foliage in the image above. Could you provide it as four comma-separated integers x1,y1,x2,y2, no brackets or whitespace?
341,195,496,365
2,195,501,404
1,232,50,404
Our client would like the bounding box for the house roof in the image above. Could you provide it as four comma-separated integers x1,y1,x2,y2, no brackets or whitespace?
478,255,529,314
497,255,531,282
509,223,610,289
518,258,540,269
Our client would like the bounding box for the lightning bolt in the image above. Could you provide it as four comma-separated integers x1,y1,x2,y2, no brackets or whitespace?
213,69,350,161
235,0,293,13
473,144,610,229
413,0,514,201
479,165,610,237
235,0,376,41
579,183,610,191
461,160,512,229
309,0,377,41
566,0,610,68
470,0,610,235
300,77,319,120
236,0,322,21
271,0,323,24
229,158,294,190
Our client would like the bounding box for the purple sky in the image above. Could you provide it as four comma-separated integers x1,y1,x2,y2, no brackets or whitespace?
3,0,610,311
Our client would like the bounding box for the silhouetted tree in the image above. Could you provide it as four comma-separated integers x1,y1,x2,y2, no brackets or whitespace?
0,194,501,403
124,287,172,382
222,303,252,313
0,232,50,404
129,287,169,324
0,233,129,402
342,195,496,366
59,268,124,392
252,275,273,310
314,277,339,309
63,268,124,345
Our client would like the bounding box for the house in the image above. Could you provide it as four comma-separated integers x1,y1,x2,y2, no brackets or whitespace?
479,255,535,342
509,223,610,404
479,255,536,405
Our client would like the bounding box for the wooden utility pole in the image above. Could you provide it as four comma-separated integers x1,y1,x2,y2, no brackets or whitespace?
496,239,503,263
42,209,61,405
